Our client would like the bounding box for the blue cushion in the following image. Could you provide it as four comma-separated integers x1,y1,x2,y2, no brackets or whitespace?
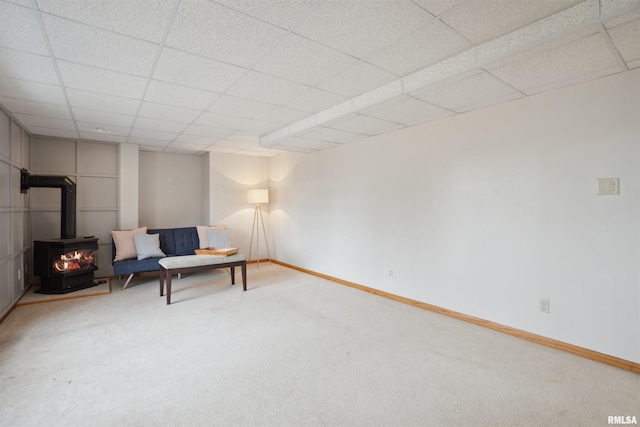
173,227,199,255
148,228,176,255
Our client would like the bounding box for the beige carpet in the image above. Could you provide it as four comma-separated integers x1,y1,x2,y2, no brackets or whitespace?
16,280,111,306
0,264,638,426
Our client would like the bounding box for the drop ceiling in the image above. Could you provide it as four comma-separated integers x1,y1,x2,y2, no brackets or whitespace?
0,0,638,157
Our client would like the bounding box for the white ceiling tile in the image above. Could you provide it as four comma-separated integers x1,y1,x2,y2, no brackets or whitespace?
13,113,76,130
402,49,477,92
411,0,467,16
252,34,356,86
42,15,157,76
627,58,640,69
603,7,640,27
601,0,640,16
209,95,282,120
165,0,287,68
79,132,127,143
477,2,594,64
72,108,135,128
183,124,235,139
211,140,252,151
5,0,34,7
145,80,220,110
409,71,523,111
271,135,335,151
153,48,246,93
313,100,356,125
325,114,404,136
194,112,253,130
483,26,598,70
134,117,188,134
317,61,397,98
0,2,49,54
27,126,79,139
35,0,176,42
173,134,219,145
607,18,640,66
358,95,450,124
226,71,310,105
0,76,66,104
297,126,363,143
488,33,621,95
129,128,178,141
440,0,579,44
57,61,147,99
166,141,209,152
258,106,310,125
136,145,164,152
284,88,346,113
366,21,471,76
223,132,260,144
66,89,140,115
76,122,131,137
237,146,284,157
294,0,434,57
127,137,170,148
138,102,201,124
234,120,280,134
214,0,322,30
351,80,403,111
0,97,71,120
0,47,59,85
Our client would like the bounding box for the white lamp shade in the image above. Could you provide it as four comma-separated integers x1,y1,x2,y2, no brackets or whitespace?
247,189,269,204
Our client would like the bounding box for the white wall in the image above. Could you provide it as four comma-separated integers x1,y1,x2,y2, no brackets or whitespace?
208,152,270,258
138,151,205,228
269,70,640,363
118,143,139,230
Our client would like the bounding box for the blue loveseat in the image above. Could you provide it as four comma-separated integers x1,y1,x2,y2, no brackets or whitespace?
112,226,200,288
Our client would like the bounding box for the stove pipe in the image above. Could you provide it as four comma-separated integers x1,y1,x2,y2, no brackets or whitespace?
21,169,76,239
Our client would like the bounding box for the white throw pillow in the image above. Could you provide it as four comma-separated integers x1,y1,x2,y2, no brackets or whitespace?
196,225,227,248
133,233,166,260
207,229,231,248
111,227,147,261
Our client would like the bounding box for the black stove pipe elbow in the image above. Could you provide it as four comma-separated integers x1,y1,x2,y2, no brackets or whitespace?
21,169,76,239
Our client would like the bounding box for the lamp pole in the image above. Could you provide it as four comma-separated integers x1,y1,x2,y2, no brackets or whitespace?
247,189,271,267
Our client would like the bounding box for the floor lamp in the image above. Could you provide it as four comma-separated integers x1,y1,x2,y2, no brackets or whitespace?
247,189,271,267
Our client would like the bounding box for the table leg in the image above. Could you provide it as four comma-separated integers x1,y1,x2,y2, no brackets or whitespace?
241,262,247,291
166,272,172,305
230,266,236,285
160,267,165,296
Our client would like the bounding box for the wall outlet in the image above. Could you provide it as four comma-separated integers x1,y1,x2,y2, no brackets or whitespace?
539,298,550,313
596,178,619,195
388,268,393,277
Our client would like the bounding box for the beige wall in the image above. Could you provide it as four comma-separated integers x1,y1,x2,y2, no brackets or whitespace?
0,107,31,318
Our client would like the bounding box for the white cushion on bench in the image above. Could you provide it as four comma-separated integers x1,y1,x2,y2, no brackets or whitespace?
159,254,246,269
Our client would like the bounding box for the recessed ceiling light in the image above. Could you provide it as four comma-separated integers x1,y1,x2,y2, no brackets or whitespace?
95,128,112,133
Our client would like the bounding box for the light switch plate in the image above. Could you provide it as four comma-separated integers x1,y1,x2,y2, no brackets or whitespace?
596,178,619,195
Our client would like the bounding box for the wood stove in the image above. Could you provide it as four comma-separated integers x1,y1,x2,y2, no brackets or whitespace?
21,169,101,294
34,238,99,294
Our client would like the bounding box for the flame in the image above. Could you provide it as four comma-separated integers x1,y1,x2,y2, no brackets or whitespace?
52,250,96,272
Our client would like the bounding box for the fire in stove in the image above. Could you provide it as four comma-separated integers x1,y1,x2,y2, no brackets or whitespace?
52,249,96,273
